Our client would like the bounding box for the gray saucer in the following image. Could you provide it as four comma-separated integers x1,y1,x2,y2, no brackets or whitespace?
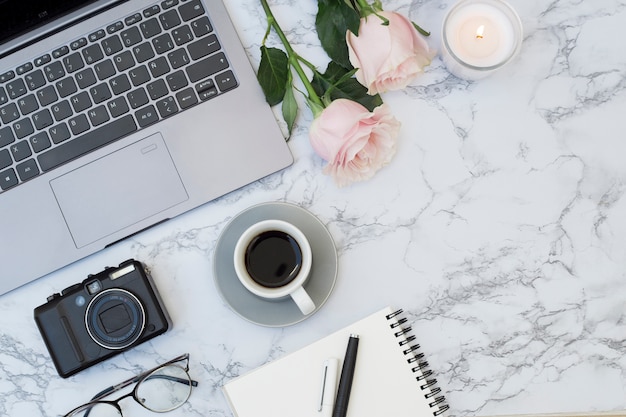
213,202,338,327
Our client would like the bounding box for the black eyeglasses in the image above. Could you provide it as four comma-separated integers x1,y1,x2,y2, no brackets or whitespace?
63,353,198,417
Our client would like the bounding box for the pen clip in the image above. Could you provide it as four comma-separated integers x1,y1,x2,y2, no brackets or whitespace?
318,358,338,413
318,362,329,412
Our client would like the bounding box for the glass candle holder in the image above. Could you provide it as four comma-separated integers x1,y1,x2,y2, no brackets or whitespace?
441,0,523,80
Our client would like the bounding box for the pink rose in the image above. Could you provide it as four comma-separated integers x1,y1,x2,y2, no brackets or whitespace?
347,11,433,95
309,99,400,187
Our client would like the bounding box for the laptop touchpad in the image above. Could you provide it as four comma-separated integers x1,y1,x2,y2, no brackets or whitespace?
51,133,188,248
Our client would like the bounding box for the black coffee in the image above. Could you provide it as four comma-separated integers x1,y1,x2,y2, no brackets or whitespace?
245,230,303,288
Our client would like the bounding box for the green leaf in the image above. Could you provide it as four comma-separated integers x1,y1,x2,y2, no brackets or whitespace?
316,0,360,69
312,61,383,112
281,74,298,136
257,46,289,106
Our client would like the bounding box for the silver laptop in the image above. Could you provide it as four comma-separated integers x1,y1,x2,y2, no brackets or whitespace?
0,0,293,295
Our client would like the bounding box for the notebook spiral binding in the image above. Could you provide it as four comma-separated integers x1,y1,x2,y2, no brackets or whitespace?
386,309,450,416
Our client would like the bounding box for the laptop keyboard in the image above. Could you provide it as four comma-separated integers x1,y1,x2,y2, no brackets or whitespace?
0,0,238,192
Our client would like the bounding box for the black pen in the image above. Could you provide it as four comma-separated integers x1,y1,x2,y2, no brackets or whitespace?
332,334,359,417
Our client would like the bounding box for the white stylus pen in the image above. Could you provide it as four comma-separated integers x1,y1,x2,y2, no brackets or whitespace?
318,358,338,416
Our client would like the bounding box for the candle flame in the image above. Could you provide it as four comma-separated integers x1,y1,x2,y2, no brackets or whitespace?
476,25,485,39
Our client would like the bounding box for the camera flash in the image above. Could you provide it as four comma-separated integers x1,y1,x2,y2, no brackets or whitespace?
86,280,102,294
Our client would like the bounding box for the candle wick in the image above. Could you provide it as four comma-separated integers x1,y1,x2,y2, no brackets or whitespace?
476,25,485,39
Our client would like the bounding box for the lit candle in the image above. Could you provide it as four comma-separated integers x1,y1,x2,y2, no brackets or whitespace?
441,0,523,80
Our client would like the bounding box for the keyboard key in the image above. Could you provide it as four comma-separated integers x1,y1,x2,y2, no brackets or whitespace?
156,96,178,118
70,91,92,113
196,79,218,100
0,168,18,190
148,56,170,78
215,71,238,92
191,16,212,37
143,5,161,17
51,101,73,121
0,126,14,146
107,96,130,118
87,105,110,126
38,114,137,171
0,103,20,123
70,38,88,50
6,79,27,99
135,105,159,127
188,34,220,60
0,70,15,83
133,42,156,63
172,25,194,46
32,109,54,130
160,9,181,30
37,85,58,106
125,13,143,26
0,149,11,169
152,33,175,54
52,46,70,59
146,79,168,100
55,77,78,98
16,158,39,181
186,52,229,83
140,18,162,38
63,52,85,73
162,0,179,9
166,70,188,91
83,44,104,64
49,123,71,144
25,70,46,91
127,88,149,109
17,94,39,115
90,83,112,104
13,119,34,139
88,29,106,42
44,61,66,82
75,68,97,89
101,35,123,56
129,66,151,86
9,139,32,161
167,48,190,69
179,0,204,21
113,50,135,72
175,87,197,109
16,62,33,75
34,54,52,67
109,74,132,95
94,59,116,80
121,26,142,48
68,114,90,135
30,131,52,153
107,21,124,34
0,86,7,105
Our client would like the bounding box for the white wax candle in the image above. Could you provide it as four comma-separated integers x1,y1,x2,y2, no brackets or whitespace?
442,0,522,80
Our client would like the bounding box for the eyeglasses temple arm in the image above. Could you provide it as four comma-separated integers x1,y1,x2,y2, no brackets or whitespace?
89,354,193,401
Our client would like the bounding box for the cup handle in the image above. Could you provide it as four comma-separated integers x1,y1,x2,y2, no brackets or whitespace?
290,286,315,315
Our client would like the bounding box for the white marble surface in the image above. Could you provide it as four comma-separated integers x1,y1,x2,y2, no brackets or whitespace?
2,0,626,416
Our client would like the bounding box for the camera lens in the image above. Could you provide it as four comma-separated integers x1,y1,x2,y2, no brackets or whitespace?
85,289,146,350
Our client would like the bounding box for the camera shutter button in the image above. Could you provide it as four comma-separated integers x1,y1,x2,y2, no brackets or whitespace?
61,283,82,295
46,293,61,302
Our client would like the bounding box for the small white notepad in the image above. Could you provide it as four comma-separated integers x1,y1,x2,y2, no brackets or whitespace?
222,306,449,417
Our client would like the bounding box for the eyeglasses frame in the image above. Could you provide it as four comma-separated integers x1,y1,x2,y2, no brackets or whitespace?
63,353,199,417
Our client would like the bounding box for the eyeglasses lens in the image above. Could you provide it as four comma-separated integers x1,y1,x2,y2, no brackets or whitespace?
135,364,192,412
70,403,121,417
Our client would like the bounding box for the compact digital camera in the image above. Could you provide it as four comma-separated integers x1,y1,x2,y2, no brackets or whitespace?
34,259,172,378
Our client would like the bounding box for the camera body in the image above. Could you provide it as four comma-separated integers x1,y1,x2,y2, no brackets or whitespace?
34,259,171,378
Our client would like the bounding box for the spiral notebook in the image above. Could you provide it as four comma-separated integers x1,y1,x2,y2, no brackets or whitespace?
222,306,450,417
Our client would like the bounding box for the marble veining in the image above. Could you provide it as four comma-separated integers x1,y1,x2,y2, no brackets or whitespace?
1,0,626,416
